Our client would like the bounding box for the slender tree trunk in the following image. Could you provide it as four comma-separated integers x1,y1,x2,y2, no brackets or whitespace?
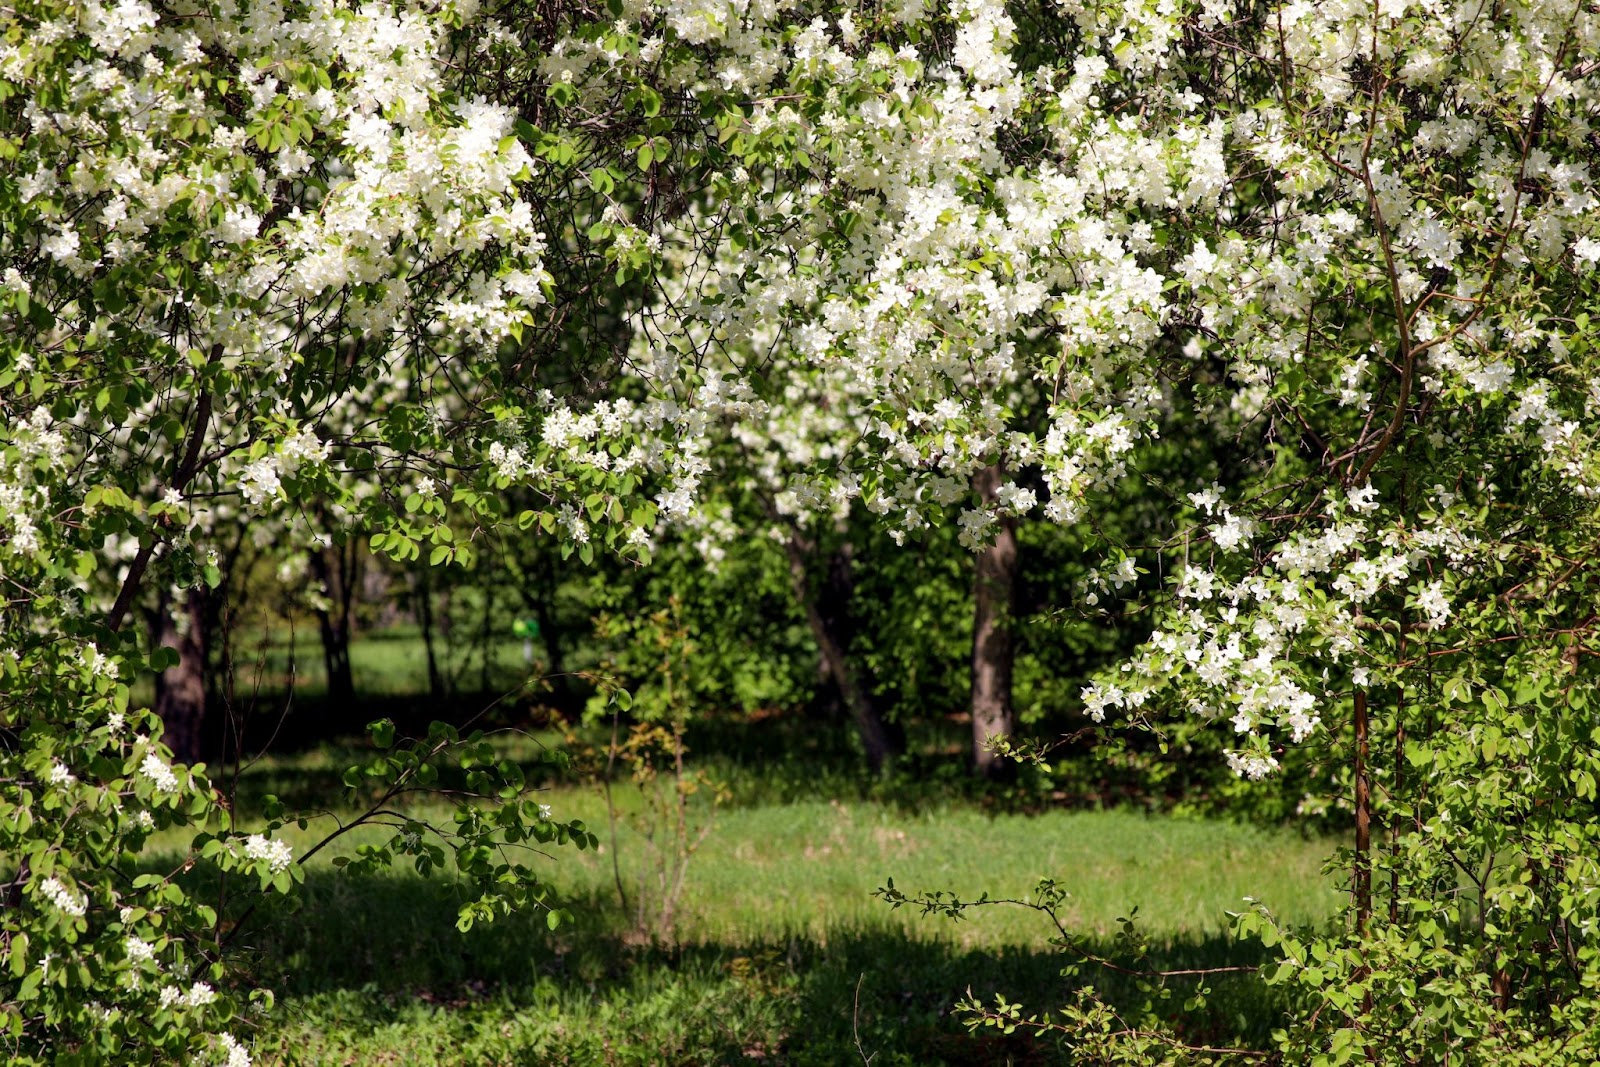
310,546,356,705
784,533,901,774
971,464,1019,778
155,586,208,763
415,568,444,699
480,575,494,693
519,549,568,675
1391,708,1404,926
1354,687,1372,935
316,611,354,705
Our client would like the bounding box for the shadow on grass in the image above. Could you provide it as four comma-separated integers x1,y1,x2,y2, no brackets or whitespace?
236,869,1295,1066
214,701,1254,827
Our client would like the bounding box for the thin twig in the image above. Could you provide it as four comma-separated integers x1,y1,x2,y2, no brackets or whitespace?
853,973,877,1066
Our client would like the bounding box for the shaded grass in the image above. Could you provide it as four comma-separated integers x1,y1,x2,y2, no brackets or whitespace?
173,767,1339,1065
138,685,1349,1064
219,702,1283,827
251,913,1280,1066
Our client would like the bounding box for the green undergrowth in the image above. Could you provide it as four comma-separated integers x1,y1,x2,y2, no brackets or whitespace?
168,757,1341,1065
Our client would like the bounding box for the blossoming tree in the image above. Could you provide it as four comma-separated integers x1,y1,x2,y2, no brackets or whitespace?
0,0,622,1058
6,0,1600,1059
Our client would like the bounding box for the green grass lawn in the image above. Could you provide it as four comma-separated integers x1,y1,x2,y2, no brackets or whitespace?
224,626,537,698
169,746,1341,1066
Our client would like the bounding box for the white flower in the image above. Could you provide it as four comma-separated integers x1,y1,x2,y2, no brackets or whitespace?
185,981,217,1007
1209,510,1254,551
126,936,156,964
537,803,552,820
82,644,119,678
1225,750,1280,780
243,834,294,874
140,751,179,793
1417,580,1451,627
215,206,262,244
38,876,86,917
1080,682,1123,722
1188,485,1223,515
956,507,996,550
1180,239,1219,283
280,427,329,465
218,1033,252,1067
42,226,81,263
994,482,1037,513
239,457,282,507
47,761,75,786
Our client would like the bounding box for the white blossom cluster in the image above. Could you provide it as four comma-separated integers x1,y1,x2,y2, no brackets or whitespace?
216,1033,253,1067
37,877,86,918
159,981,218,1010
242,834,295,874
140,751,179,793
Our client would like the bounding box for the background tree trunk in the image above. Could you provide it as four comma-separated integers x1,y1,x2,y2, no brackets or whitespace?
970,464,1019,779
310,543,358,705
413,566,445,699
155,586,209,763
785,533,902,774
479,575,495,693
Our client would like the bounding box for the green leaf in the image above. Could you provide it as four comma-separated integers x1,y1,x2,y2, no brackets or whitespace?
7,933,27,977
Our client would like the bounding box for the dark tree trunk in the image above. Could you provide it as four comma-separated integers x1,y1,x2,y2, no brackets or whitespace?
479,574,494,693
785,533,902,774
155,586,209,764
971,464,1019,779
533,551,566,679
1354,687,1372,935
508,548,573,717
414,567,444,699
317,612,354,705
309,543,357,705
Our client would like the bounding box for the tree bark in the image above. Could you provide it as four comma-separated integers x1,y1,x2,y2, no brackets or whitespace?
970,464,1019,779
479,571,495,693
154,586,208,764
784,533,901,774
309,543,357,705
414,567,444,699
1354,687,1372,935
